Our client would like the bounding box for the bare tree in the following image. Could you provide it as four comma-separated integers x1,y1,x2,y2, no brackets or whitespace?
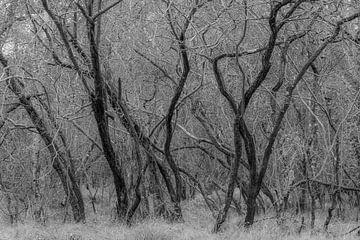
0,0,85,222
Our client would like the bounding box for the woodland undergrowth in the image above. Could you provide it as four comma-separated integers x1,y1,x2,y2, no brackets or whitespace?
0,198,359,240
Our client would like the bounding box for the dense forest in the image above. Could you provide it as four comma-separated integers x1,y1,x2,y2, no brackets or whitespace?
1,0,360,236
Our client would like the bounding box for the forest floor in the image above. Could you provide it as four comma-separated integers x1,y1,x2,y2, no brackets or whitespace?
0,198,359,240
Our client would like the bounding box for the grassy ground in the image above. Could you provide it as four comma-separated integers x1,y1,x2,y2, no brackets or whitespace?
1,199,359,240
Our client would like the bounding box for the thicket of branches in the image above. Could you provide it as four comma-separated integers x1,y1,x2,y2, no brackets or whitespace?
1,0,360,233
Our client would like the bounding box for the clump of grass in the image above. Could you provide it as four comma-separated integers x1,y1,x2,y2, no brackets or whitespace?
124,221,174,240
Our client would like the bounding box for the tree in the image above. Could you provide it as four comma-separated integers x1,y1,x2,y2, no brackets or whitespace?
194,0,360,230
0,0,85,223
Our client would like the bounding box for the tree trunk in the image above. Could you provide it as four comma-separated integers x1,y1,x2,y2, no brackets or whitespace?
244,182,260,226
212,115,242,233
148,155,165,217
126,138,151,225
324,99,340,231
92,95,128,218
32,134,44,223
299,144,307,214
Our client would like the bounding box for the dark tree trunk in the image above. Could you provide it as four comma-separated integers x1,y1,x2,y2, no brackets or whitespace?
212,115,242,233
156,160,182,221
148,156,165,216
126,144,148,225
56,163,85,222
299,157,307,213
308,181,316,229
91,87,128,218
86,5,129,218
244,182,260,226
32,134,44,223
244,196,256,225
324,190,337,231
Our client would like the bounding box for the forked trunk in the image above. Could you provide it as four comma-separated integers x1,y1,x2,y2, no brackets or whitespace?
212,115,242,233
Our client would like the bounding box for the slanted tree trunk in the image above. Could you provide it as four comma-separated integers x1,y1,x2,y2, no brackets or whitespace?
212,114,243,233
126,141,147,225
88,5,129,219
32,133,45,223
148,155,165,217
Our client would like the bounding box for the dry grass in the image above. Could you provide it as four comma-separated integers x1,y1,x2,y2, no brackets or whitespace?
0,199,359,240
0,217,359,240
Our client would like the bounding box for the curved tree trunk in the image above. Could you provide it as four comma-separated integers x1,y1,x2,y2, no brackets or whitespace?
212,115,242,233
